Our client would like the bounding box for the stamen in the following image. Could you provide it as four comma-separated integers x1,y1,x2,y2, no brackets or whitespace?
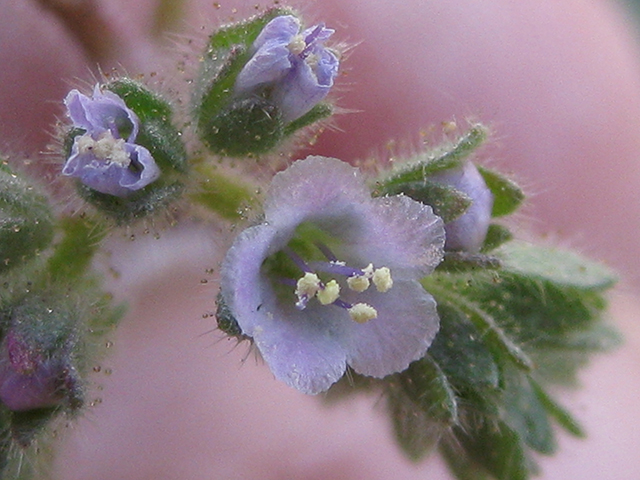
347,263,374,292
348,303,378,324
317,280,340,305
295,272,321,309
284,246,312,273
315,242,337,262
288,34,306,55
77,131,130,167
373,267,393,292
347,275,369,293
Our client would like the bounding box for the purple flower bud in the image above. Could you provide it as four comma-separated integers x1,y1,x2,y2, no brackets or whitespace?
62,85,160,197
234,15,340,123
0,331,80,412
429,161,494,252
220,156,445,394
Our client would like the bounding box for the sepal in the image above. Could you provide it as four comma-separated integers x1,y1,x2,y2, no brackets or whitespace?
0,163,54,274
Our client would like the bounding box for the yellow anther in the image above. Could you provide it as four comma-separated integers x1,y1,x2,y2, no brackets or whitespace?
287,34,306,55
77,131,130,167
347,275,370,292
348,303,378,324
295,272,321,298
372,267,393,292
317,279,340,305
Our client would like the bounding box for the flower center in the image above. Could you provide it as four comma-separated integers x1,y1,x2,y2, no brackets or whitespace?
76,130,131,167
287,245,394,324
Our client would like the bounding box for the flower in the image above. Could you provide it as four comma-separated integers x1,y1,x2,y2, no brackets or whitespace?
234,15,340,123
62,84,160,197
0,330,81,412
220,156,445,394
429,161,494,252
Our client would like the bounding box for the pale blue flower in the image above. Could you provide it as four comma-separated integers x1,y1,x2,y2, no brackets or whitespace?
220,156,445,394
0,330,80,412
62,85,160,197
430,161,494,252
234,15,339,123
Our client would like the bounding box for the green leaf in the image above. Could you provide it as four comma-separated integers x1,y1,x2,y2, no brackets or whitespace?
425,277,534,372
498,242,617,290
388,355,458,461
430,303,500,390
478,166,524,217
388,391,445,460
395,356,459,424
503,373,556,455
452,420,532,480
530,379,585,438
440,438,493,480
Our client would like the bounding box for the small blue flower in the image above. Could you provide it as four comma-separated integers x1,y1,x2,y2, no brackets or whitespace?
62,85,160,197
234,15,340,123
430,161,494,252
220,156,445,394
0,330,80,412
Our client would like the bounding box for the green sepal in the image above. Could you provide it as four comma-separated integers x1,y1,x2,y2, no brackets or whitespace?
193,7,296,156
9,407,60,448
283,103,333,137
200,95,284,156
437,251,502,272
0,164,54,274
478,166,524,217
215,292,246,339
105,78,187,173
76,181,184,224
481,224,513,253
376,124,488,195
383,181,472,224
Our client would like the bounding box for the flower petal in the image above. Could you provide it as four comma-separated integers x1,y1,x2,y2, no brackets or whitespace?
65,85,139,141
62,140,159,197
338,280,439,378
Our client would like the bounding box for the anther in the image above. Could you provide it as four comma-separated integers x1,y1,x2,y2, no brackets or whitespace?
348,303,378,324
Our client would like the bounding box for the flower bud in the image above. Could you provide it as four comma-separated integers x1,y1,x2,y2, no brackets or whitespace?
194,9,339,157
428,161,494,252
0,294,84,420
62,80,186,223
